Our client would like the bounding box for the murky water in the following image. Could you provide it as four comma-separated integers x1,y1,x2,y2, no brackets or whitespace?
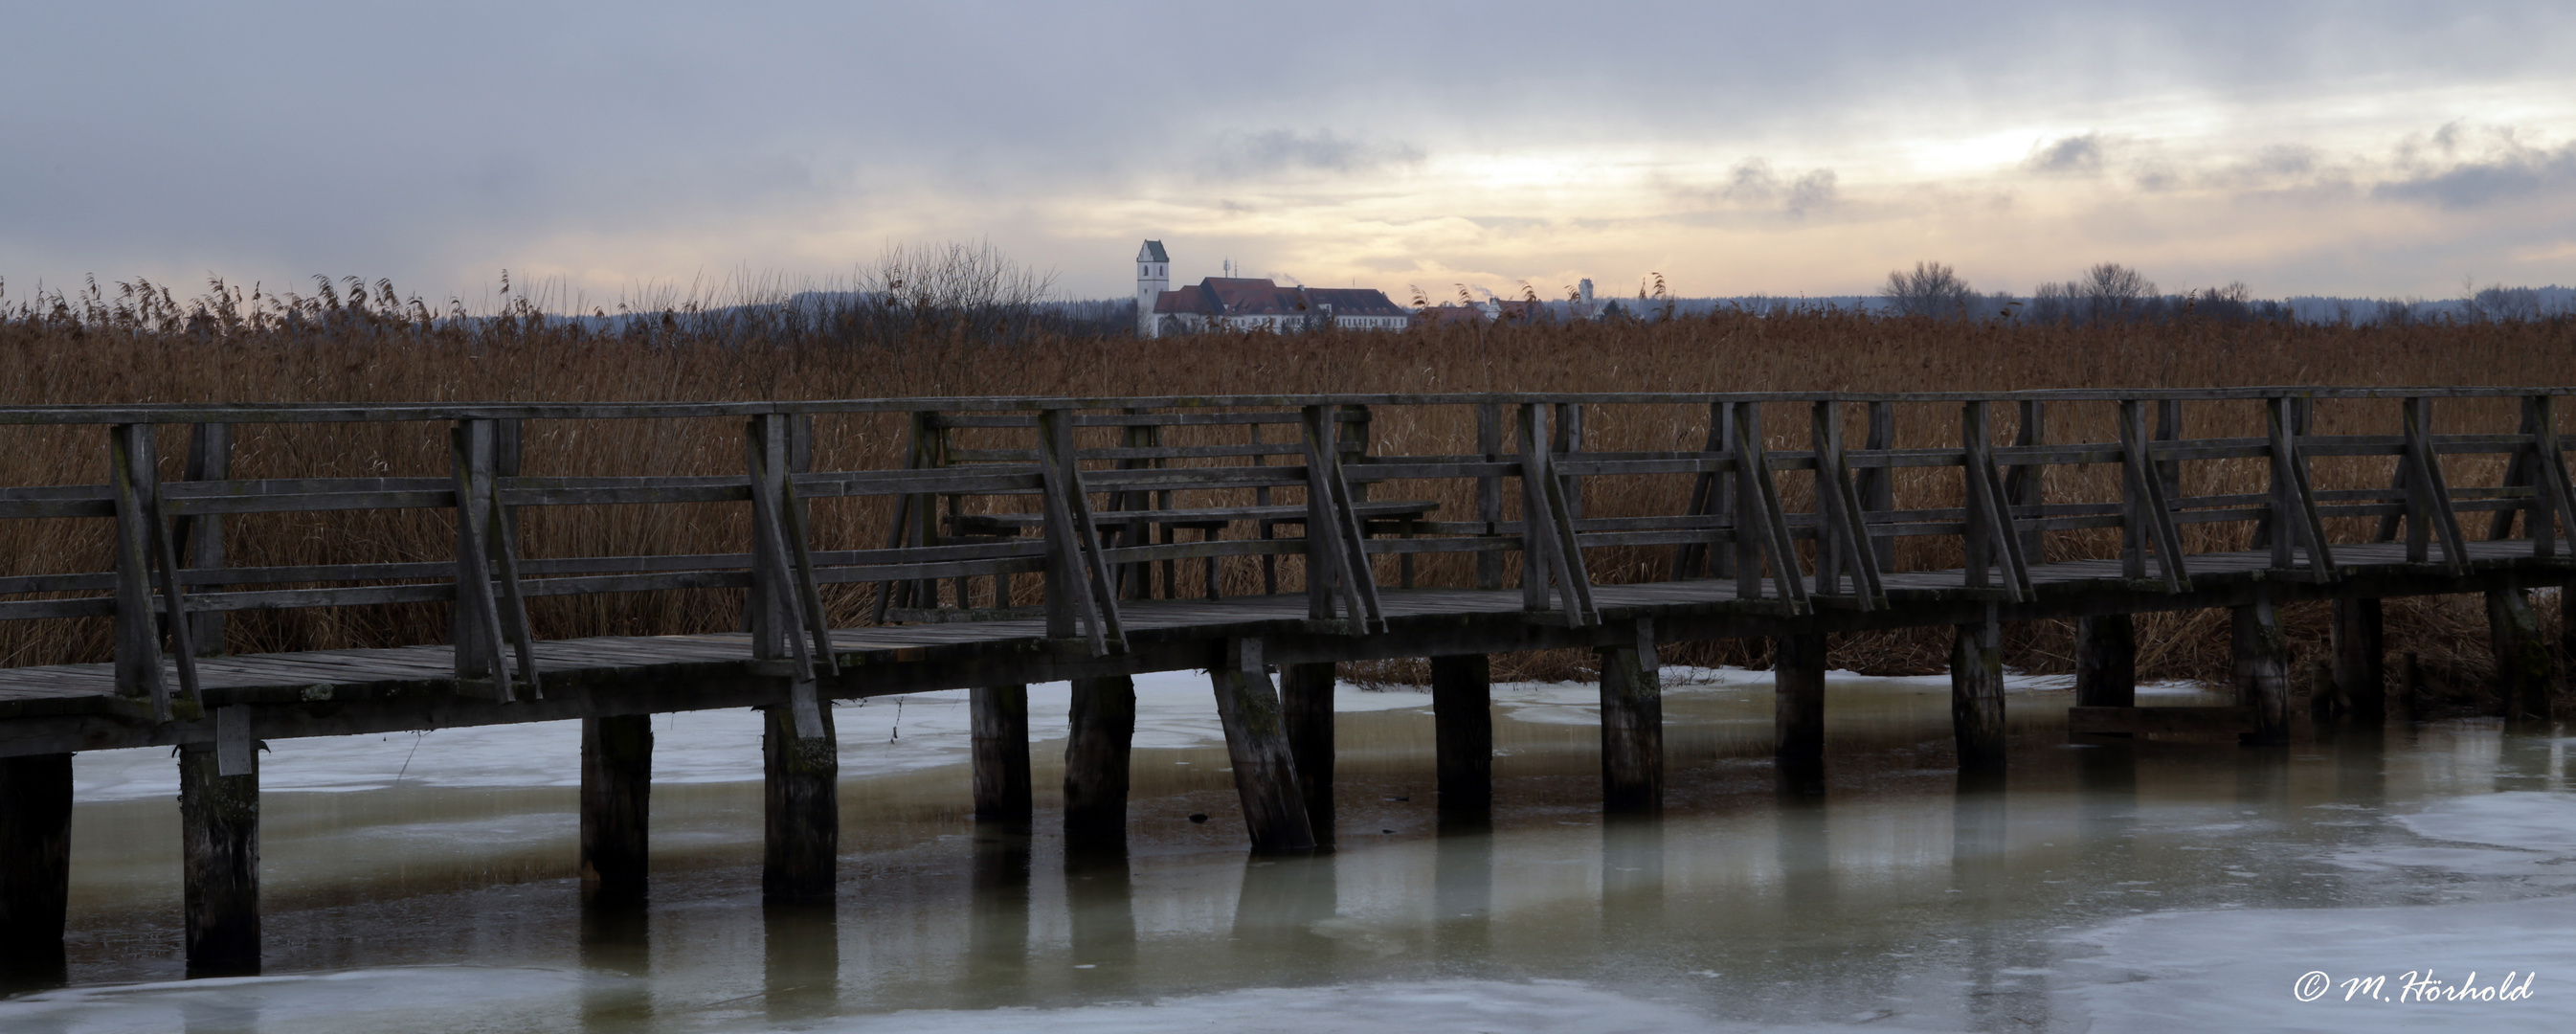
9,672,2574,1032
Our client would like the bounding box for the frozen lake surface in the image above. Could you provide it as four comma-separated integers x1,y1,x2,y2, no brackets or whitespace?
6,668,2573,1032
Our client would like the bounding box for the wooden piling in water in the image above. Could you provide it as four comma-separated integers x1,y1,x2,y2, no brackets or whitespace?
972,685,1033,823
1063,675,1135,849
1597,622,1664,814
1952,610,2006,772
1208,640,1315,853
179,741,259,975
2233,597,2292,745
2486,587,2559,722
2074,615,2137,708
1280,662,1336,843
1773,633,1827,775
1429,654,1492,821
762,702,838,902
580,714,653,905
0,753,72,981
2332,596,2386,725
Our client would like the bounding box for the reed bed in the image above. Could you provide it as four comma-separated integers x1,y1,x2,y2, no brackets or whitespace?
2,300,2570,700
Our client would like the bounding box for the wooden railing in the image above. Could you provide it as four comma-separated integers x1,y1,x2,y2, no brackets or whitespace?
4,389,2572,721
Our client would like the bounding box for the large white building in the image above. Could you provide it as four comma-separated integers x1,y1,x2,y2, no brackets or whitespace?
1133,240,1409,338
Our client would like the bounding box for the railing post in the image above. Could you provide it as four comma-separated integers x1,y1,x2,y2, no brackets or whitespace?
1475,403,1504,590
1730,403,1764,598
1673,401,1729,581
2006,400,2045,562
177,422,232,656
449,418,513,699
108,424,171,717
1861,400,1895,572
1960,402,1992,591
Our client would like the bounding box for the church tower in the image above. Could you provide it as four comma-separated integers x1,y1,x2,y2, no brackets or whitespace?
1136,240,1170,338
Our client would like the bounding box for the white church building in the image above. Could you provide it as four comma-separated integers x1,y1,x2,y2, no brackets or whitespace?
1133,240,1409,338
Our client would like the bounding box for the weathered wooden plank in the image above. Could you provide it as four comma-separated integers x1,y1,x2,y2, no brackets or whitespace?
1208,639,1315,852
580,714,651,905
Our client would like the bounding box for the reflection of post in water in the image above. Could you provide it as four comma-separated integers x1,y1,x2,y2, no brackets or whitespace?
963,825,1033,1006
1064,846,1137,989
1230,854,1338,983
577,901,653,1030
762,901,840,1023
1772,788,1831,912
1600,815,1665,935
1433,827,1493,961
1949,771,2006,888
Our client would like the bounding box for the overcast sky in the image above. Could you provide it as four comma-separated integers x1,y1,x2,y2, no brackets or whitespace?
5,1,2571,307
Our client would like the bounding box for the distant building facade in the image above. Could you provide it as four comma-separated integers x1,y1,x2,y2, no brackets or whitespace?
1134,240,1409,338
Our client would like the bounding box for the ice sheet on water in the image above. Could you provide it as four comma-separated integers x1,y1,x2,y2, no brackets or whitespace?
2325,790,2576,879
808,978,1965,1034
0,965,590,1034
2058,895,2576,1033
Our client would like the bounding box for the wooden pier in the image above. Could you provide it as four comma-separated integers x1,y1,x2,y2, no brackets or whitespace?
0,388,2568,975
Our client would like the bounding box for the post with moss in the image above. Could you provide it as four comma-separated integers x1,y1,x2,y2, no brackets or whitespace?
581,714,653,906
1773,633,1827,776
1429,654,1493,822
1280,662,1337,843
1208,640,1315,853
0,753,74,983
2331,597,2386,725
1597,620,1665,814
2233,595,2291,745
179,736,260,976
1952,607,2006,771
763,702,839,901
2487,587,2558,723
1064,675,1136,850
973,685,1033,824
2074,615,2137,708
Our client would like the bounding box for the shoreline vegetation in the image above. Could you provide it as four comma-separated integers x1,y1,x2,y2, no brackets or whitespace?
3,264,2572,709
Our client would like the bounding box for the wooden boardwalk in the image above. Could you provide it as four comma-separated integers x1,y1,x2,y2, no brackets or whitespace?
1,388,2571,977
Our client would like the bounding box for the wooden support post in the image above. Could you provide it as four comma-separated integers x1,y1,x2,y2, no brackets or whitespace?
1596,621,1664,814
580,714,652,906
1208,640,1316,853
179,741,258,976
2233,596,2292,745
1063,675,1135,849
2075,615,2137,708
1429,654,1492,821
0,753,72,981
973,685,1034,823
2332,597,2386,725
1773,633,1827,775
1280,662,1336,843
762,702,838,901
2487,588,2559,722
1951,608,2005,772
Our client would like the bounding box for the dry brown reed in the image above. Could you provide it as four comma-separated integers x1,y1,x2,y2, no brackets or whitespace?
2,303,2570,696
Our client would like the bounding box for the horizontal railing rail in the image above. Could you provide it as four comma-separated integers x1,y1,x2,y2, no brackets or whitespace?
2,389,2571,724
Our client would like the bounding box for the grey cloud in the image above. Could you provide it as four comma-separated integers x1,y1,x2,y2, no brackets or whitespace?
2027,134,2106,175
2374,135,2576,210
1204,130,1422,180
1698,159,1837,216
1785,169,1839,216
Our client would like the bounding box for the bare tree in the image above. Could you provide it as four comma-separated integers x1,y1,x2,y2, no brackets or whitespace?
2079,262,2154,323
1881,261,1979,318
